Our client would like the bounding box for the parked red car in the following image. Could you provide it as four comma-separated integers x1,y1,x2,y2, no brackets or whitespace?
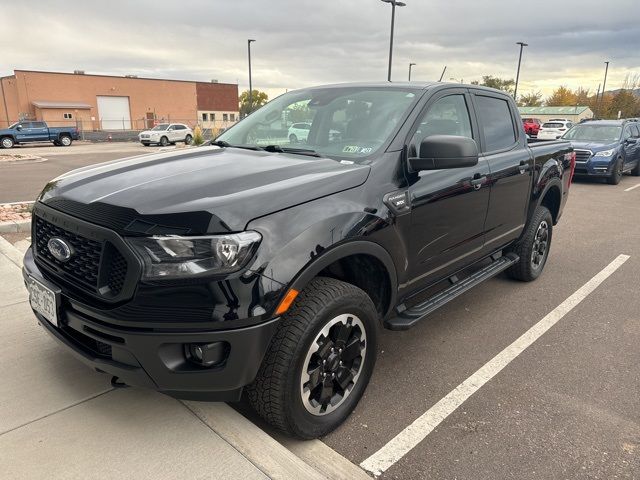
522,118,542,136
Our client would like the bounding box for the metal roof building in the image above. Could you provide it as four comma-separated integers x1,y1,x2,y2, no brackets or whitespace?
518,106,594,123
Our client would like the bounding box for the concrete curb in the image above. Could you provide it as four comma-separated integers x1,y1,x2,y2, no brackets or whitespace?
0,235,24,268
0,218,31,233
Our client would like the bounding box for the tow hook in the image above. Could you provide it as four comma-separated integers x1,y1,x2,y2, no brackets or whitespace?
111,376,129,389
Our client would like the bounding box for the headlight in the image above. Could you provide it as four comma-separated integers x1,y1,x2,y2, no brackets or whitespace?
127,232,262,279
594,149,615,157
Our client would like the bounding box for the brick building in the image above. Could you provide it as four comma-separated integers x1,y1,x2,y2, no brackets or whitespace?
0,70,239,131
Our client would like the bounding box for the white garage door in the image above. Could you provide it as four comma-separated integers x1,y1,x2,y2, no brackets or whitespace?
97,96,132,130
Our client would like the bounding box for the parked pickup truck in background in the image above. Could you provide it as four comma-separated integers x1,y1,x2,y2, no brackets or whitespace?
0,121,79,149
562,119,640,184
23,82,574,438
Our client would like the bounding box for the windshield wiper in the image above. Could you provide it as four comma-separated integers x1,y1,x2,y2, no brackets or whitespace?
210,140,263,151
261,145,323,157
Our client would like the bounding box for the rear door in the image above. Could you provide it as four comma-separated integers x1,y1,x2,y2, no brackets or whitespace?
31,122,49,141
403,88,491,290
471,91,532,250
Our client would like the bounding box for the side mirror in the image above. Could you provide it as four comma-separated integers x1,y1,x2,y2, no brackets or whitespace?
408,135,479,172
16,125,22,131
625,137,637,144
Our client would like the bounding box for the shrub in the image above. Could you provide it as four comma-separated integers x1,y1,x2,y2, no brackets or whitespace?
192,126,205,146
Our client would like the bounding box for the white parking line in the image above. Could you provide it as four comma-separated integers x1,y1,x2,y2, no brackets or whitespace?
360,254,630,476
624,183,640,192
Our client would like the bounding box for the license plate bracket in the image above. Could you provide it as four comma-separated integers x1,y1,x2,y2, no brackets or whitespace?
27,276,61,327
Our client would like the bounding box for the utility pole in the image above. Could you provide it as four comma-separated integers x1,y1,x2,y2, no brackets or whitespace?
514,41,528,101
408,63,416,81
438,65,447,82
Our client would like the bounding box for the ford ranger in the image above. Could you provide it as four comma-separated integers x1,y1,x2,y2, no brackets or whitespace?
0,121,79,149
23,82,575,438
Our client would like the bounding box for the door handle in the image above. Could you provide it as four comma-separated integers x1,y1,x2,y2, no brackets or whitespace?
470,174,486,190
519,161,531,174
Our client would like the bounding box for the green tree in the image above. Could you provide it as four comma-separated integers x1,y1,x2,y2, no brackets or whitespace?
471,76,516,95
239,89,268,117
601,90,640,119
518,91,543,107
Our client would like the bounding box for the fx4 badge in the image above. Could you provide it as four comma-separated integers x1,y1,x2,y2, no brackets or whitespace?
383,190,410,215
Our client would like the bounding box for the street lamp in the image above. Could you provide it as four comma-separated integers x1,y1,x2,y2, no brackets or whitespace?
408,62,416,81
247,39,256,115
597,61,610,117
514,41,528,102
381,0,406,82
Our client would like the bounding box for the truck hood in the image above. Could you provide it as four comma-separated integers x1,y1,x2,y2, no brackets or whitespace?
39,146,370,232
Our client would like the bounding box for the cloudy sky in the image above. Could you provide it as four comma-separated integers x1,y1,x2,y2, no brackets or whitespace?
1,0,638,100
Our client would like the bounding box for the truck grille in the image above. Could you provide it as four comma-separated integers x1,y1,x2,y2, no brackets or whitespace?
34,215,129,297
574,149,592,163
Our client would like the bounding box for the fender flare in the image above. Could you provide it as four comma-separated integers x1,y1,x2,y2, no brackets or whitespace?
287,240,398,318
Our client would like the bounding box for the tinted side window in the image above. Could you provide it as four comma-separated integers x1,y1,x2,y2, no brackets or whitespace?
475,95,516,152
33,122,46,128
623,126,632,140
21,122,33,129
175,125,186,130
631,125,640,137
411,94,473,154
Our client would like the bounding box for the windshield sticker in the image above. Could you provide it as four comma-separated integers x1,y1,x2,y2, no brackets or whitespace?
343,146,373,154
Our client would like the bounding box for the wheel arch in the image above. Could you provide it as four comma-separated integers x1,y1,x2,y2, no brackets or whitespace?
287,241,398,320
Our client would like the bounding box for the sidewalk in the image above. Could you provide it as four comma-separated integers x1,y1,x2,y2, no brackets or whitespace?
0,237,369,480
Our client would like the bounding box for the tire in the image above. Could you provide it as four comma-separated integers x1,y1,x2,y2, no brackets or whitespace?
506,206,553,282
607,157,623,185
1,136,15,149
159,136,169,147
141,142,150,147
631,158,640,177
247,277,379,439
289,133,298,144
185,134,193,145
59,135,72,147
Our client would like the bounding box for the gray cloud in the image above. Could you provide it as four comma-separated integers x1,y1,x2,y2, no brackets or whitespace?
1,0,638,98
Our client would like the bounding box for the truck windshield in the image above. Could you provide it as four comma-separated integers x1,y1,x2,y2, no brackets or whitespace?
151,124,170,131
216,86,420,160
563,125,622,143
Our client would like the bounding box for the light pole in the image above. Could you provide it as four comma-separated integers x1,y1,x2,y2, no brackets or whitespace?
514,41,528,102
598,61,610,118
381,0,406,82
408,62,416,81
247,39,256,116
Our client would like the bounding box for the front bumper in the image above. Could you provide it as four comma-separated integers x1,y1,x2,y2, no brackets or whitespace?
23,249,280,401
573,158,616,177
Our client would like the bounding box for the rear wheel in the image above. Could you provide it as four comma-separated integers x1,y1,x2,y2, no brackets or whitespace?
507,206,553,282
607,157,623,185
631,157,640,176
59,135,72,147
1,136,15,149
247,277,378,438
185,134,193,145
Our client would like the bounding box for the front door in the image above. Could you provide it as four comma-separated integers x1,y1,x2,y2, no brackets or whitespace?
403,90,491,292
622,124,639,169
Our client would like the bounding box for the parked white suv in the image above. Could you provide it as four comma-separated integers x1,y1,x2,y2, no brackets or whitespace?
287,123,311,143
537,120,574,140
139,123,193,146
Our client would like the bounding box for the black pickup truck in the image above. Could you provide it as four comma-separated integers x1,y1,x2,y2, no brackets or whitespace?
23,82,574,438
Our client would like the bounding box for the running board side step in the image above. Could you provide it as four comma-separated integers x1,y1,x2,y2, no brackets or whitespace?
384,253,520,331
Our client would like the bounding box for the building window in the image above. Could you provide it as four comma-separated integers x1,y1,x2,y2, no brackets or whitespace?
63,113,73,119
202,113,208,121
230,113,235,122
211,113,215,121
223,113,228,122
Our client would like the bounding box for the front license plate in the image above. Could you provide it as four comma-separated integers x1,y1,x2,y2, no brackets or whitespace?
27,276,59,327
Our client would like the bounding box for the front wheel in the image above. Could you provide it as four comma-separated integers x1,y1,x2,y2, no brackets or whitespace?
506,206,553,282
289,133,298,144
247,277,379,438
159,136,169,147
1,137,15,149
607,157,623,185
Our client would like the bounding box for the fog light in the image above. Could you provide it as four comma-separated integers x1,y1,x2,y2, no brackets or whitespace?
186,342,229,367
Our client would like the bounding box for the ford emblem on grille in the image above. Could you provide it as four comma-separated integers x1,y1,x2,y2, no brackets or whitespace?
47,237,73,262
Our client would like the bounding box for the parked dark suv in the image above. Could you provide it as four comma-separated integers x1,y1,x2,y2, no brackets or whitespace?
563,119,640,184
23,82,574,438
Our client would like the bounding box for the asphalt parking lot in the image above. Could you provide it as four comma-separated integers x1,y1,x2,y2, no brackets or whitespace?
0,142,166,203
1,144,639,479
